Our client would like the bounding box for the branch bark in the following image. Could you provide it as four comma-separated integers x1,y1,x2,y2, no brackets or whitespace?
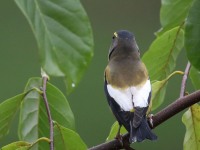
89,90,200,150
42,76,54,150
180,62,191,98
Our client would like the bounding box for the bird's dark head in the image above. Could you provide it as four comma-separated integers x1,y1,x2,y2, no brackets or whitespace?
108,30,140,60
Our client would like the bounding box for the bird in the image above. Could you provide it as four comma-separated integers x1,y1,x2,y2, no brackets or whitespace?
104,30,157,143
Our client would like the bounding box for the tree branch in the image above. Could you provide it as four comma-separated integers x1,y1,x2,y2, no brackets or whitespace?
42,76,54,150
180,62,191,98
89,90,200,150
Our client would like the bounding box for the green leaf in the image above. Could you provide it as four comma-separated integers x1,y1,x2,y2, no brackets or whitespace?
190,66,200,90
142,26,184,81
151,80,167,111
185,0,200,71
1,141,31,150
106,121,127,142
158,0,193,35
182,104,200,150
0,93,27,140
18,77,75,149
15,0,94,94
1,138,50,150
151,71,183,110
54,122,87,150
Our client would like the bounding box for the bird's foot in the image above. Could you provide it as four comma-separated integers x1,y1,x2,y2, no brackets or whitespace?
148,114,154,128
115,133,123,146
115,133,135,150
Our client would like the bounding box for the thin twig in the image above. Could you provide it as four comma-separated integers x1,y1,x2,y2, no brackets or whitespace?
180,62,191,98
89,90,200,150
42,76,54,150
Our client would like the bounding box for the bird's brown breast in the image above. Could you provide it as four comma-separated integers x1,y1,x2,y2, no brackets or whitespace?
105,60,148,89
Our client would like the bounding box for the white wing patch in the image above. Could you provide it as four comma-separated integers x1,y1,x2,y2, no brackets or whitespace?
131,79,151,107
107,85,133,111
107,79,151,111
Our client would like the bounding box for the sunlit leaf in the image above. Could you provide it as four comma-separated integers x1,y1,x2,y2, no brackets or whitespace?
190,67,200,90
158,0,193,35
182,104,200,150
1,141,31,150
151,71,183,110
15,0,94,94
18,77,75,149
185,0,200,71
1,138,50,150
0,93,27,140
142,26,184,81
54,122,87,150
106,121,127,142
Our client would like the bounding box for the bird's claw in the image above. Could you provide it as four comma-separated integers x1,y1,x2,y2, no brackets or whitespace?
115,133,123,146
148,114,154,128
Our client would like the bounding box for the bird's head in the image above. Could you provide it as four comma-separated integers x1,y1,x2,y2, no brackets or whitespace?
108,30,140,60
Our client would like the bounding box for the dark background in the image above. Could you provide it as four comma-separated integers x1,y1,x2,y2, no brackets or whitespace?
0,0,192,149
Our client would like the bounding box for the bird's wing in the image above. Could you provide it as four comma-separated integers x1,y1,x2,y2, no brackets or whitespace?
104,78,132,130
107,78,151,120
106,79,151,111
131,79,151,128
131,79,151,107
106,84,133,111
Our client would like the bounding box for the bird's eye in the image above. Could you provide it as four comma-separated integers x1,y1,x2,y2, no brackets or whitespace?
112,36,115,39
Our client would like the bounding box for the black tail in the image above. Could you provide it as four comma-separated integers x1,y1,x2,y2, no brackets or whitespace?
129,118,157,143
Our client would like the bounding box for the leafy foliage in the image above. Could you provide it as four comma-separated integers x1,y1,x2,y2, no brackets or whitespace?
185,0,200,71
142,27,184,110
184,0,200,148
182,104,200,150
1,138,50,150
0,93,27,140
1,141,31,150
1,0,200,149
106,121,127,141
151,71,183,110
190,67,200,89
54,122,87,150
142,26,184,81
159,0,193,34
15,0,94,94
18,77,75,149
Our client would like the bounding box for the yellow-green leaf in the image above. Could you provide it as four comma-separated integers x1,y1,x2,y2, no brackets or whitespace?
182,104,200,150
151,71,183,110
54,122,87,150
106,121,127,142
143,26,184,81
1,138,50,150
1,141,31,150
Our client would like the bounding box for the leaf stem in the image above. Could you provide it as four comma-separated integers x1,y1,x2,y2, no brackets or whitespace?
166,70,184,81
180,62,191,98
30,137,51,148
89,89,200,150
42,76,54,150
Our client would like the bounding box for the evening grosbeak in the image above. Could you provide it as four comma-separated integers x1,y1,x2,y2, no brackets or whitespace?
104,30,157,143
